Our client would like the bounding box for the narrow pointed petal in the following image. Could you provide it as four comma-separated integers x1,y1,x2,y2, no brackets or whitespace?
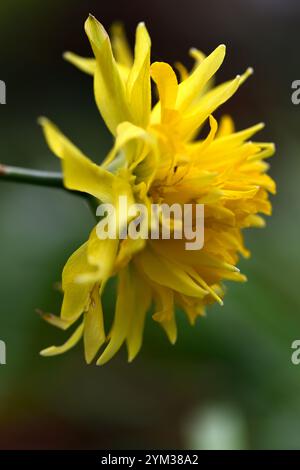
97,267,133,365
174,61,189,82
138,246,208,298
40,323,84,357
126,22,151,128
180,75,241,139
217,115,235,137
63,51,96,75
126,269,152,362
37,310,73,330
110,22,133,68
216,122,265,146
177,44,226,111
84,284,106,364
85,15,131,134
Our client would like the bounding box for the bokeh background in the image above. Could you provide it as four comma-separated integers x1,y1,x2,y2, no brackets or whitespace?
0,0,299,450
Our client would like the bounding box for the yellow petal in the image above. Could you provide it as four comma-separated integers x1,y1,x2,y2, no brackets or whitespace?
188,114,218,161
221,187,259,200
126,268,152,362
215,122,265,147
85,15,131,135
182,67,253,140
150,62,178,114
97,267,133,365
186,267,224,306
63,51,96,75
105,121,158,189
40,322,84,357
150,238,240,276
174,61,189,82
110,22,133,68
126,22,151,128
189,48,206,65
87,228,119,280
189,48,215,99
177,44,226,111
244,214,266,228
138,246,208,298
39,117,117,202
115,237,146,270
84,284,106,364
176,293,206,325
61,242,95,322
37,310,73,330
217,115,235,137
248,142,275,161
152,285,177,344
63,51,130,82
180,75,241,139
105,121,151,167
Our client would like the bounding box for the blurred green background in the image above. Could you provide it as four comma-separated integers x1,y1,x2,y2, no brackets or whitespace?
0,0,299,450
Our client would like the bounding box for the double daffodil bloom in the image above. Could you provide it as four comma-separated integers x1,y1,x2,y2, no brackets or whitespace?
39,15,275,365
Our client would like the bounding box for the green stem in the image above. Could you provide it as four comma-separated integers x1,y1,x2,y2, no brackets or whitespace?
0,164,99,219
0,164,64,188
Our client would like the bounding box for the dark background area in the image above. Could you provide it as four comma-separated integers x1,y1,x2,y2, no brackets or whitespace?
0,0,299,449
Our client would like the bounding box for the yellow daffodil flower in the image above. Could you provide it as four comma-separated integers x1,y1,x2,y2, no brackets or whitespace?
39,15,276,365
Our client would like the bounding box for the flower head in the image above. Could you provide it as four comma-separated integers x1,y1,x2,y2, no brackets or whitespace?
39,15,275,365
